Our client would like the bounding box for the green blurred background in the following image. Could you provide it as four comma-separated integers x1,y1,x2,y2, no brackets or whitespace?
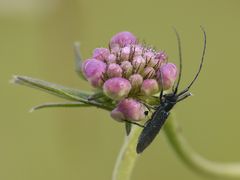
1,0,240,179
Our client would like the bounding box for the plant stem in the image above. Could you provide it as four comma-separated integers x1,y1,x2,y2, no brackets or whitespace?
164,114,240,179
112,113,240,180
112,126,141,180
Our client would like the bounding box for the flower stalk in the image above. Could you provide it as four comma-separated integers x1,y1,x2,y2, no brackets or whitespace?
112,126,141,180
164,114,240,179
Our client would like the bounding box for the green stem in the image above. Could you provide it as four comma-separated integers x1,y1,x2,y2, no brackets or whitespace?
164,114,240,179
112,113,240,180
112,126,141,180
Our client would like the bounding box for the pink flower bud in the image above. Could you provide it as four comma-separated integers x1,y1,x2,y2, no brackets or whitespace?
106,54,117,64
107,63,123,78
103,77,131,100
92,48,110,61
89,76,104,88
157,63,178,90
110,44,121,54
155,51,168,62
133,45,143,56
132,56,146,73
141,79,159,96
142,67,156,79
82,59,107,88
129,74,143,89
143,51,155,62
111,98,146,122
110,31,137,47
147,58,162,69
121,46,131,61
120,61,133,78
110,108,125,122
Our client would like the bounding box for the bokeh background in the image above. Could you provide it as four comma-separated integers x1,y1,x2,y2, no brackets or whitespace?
1,0,240,179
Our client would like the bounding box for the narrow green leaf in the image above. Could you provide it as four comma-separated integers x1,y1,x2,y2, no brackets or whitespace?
87,91,105,100
12,75,115,111
30,102,91,112
12,75,91,102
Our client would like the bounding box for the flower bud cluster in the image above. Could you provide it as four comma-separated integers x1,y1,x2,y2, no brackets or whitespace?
82,31,178,122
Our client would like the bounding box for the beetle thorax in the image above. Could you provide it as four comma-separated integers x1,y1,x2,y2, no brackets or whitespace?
161,94,177,112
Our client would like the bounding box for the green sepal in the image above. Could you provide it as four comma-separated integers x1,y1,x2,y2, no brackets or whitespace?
74,42,86,80
125,121,132,136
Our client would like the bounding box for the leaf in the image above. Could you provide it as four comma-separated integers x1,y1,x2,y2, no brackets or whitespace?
125,121,132,136
12,75,91,102
30,102,91,112
12,75,114,111
87,91,105,100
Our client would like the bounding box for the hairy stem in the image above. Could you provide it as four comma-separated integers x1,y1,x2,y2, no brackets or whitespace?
112,126,141,180
164,114,240,179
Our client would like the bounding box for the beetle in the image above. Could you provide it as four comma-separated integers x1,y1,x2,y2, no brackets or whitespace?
136,27,207,154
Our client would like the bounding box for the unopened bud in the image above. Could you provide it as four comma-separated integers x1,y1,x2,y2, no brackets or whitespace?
155,51,168,62
141,79,159,96
143,51,155,62
110,108,125,122
82,59,107,88
129,74,143,89
111,98,146,122
107,63,123,78
157,63,178,90
106,54,117,64
103,77,131,100
133,45,143,56
147,58,162,69
132,56,146,73
92,48,110,61
110,44,121,54
142,67,156,79
121,46,131,61
110,31,137,48
120,61,133,78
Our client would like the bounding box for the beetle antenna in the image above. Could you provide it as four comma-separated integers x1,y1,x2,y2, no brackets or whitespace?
173,28,183,95
178,26,207,96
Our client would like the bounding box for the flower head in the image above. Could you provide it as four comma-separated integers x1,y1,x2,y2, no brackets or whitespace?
81,31,178,122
